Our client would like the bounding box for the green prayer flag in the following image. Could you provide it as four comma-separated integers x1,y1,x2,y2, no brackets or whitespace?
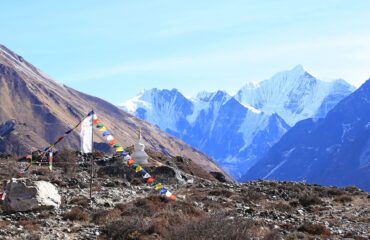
96,123,104,128
175,198,181,202
151,180,159,186
113,143,120,148
132,163,139,167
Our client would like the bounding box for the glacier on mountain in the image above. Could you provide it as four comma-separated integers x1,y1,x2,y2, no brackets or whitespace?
118,65,355,180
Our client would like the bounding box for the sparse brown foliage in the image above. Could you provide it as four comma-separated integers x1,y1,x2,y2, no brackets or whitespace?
92,208,122,225
334,195,352,203
170,212,255,240
62,207,89,221
298,223,331,236
298,195,322,207
103,216,149,240
69,196,89,208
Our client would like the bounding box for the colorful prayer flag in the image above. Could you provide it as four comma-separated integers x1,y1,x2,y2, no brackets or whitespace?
99,127,107,132
80,113,93,153
143,173,151,179
160,188,167,194
170,194,177,200
135,166,143,172
113,143,120,148
128,159,136,165
102,131,110,136
93,118,101,125
165,191,172,198
106,135,114,141
49,151,53,171
96,123,104,128
147,177,155,183
155,184,163,190
116,147,124,152
109,139,117,146
120,151,128,157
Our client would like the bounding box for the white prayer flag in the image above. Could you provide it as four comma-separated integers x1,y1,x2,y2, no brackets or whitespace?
106,135,114,141
80,114,93,153
143,173,151,179
165,191,172,198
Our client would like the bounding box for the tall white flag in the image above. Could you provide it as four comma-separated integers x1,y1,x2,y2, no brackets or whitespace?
80,113,93,153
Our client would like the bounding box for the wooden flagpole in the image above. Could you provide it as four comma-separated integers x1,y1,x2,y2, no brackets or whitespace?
90,110,94,208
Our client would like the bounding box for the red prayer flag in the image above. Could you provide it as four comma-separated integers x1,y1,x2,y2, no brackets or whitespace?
26,155,31,159
128,159,135,165
57,136,65,142
93,119,101,124
170,194,177,200
147,177,155,183
109,139,117,146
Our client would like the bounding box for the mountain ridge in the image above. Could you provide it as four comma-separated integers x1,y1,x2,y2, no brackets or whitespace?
243,78,370,191
0,44,231,180
119,65,355,180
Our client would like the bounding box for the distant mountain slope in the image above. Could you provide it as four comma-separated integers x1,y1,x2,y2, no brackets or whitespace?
0,44,230,180
243,79,370,191
119,66,354,180
119,89,290,179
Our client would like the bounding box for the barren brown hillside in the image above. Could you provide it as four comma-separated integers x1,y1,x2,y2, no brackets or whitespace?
0,45,231,180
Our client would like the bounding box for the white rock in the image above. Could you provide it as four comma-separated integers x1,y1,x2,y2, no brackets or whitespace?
4,178,61,212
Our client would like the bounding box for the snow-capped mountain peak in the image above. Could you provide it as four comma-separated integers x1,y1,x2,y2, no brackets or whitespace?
118,65,355,180
235,65,355,125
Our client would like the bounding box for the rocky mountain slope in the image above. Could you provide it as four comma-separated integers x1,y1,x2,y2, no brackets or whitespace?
0,152,368,240
0,44,229,178
119,65,354,180
244,79,370,191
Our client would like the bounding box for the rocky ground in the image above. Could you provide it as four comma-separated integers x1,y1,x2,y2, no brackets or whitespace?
0,149,369,240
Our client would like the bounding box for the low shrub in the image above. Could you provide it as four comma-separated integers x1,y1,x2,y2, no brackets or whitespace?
170,212,255,240
92,208,122,225
102,216,149,240
69,196,90,208
298,223,330,236
208,188,233,198
62,207,89,221
334,195,352,203
325,187,345,196
270,202,292,213
298,195,322,207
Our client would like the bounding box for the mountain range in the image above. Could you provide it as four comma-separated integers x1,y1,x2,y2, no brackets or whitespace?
0,44,230,179
244,78,370,191
119,65,355,180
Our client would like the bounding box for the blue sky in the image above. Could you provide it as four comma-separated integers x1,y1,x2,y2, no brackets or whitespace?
1,0,370,103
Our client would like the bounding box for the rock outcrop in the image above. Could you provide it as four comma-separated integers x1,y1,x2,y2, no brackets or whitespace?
4,179,61,212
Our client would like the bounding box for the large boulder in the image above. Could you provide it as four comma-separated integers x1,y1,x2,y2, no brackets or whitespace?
4,178,61,212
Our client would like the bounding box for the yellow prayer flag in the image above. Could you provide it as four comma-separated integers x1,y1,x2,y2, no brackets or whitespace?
155,184,164,190
116,147,124,152
99,127,107,132
135,166,143,172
